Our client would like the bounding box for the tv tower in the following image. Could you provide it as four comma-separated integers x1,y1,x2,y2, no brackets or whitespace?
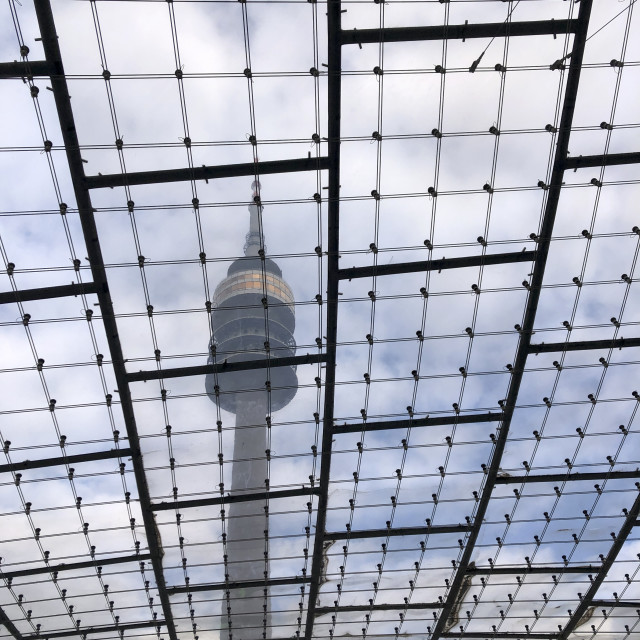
205,181,298,639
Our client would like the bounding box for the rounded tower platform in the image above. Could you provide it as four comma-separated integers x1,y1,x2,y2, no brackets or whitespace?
205,182,298,414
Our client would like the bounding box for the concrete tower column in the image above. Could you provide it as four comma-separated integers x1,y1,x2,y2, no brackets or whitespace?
221,392,270,640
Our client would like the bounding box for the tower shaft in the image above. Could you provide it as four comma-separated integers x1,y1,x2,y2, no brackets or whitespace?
221,392,271,640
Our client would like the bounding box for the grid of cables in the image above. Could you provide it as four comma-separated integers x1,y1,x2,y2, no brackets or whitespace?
1,1,640,639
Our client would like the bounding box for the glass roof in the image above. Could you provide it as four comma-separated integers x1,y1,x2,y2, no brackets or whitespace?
1,1,640,640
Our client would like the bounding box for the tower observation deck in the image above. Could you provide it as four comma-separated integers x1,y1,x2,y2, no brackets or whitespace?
205,182,298,639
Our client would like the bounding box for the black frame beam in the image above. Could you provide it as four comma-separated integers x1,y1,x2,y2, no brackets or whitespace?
0,448,132,474
0,604,24,640
495,469,640,485
22,621,164,640
33,4,179,639
338,251,535,280
303,0,342,635
324,524,468,541
590,599,640,608
565,151,640,170
529,336,640,354
0,59,56,78
429,3,593,639
0,553,151,580
316,602,441,616
85,156,329,190
126,353,327,383
341,19,576,45
466,565,597,576
168,576,310,595
333,412,502,435
151,487,320,511
440,634,556,640
0,282,101,305
560,491,640,639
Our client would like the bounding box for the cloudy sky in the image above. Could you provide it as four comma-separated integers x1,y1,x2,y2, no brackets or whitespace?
1,0,640,639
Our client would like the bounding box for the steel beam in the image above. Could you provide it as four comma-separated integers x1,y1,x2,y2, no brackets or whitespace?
316,602,441,616
564,151,640,170
168,576,310,595
560,491,640,639
466,565,597,576
0,604,24,640
495,470,640,485
303,0,342,636
341,19,576,46
591,599,640,609
324,524,467,540
429,4,593,639
333,412,502,435
338,251,535,281
22,621,163,640
85,156,328,190
440,634,556,640
0,282,101,305
529,336,640,354
126,353,327,383
0,553,151,580
151,487,320,511
0,60,56,78
0,448,132,474
33,4,178,639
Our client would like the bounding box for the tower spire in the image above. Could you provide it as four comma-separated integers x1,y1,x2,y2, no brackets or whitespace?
244,179,263,256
